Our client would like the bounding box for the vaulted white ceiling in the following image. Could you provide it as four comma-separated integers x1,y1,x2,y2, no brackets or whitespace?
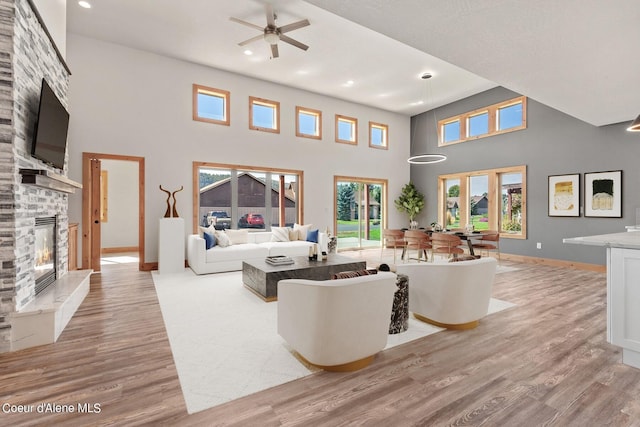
67,0,640,126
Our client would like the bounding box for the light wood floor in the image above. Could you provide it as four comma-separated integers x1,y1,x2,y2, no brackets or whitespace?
2,254,640,426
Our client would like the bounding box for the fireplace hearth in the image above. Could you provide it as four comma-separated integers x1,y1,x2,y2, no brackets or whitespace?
34,216,57,295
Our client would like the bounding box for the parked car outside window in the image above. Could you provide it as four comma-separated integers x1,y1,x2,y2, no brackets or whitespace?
238,213,265,229
206,210,231,230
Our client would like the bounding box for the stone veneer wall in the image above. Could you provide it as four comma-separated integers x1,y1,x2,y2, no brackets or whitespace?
0,0,70,353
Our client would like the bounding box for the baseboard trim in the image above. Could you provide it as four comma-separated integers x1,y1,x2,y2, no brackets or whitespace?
102,246,139,254
497,253,605,273
141,262,157,272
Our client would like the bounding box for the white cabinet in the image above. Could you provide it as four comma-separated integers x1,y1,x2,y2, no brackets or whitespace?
608,247,640,368
158,218,185,274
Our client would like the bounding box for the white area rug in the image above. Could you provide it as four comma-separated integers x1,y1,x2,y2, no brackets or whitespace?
152,269,516,414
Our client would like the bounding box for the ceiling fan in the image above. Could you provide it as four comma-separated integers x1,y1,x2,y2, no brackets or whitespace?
230,4,310,58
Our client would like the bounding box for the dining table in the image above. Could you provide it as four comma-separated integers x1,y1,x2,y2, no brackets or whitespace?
442,230,485,256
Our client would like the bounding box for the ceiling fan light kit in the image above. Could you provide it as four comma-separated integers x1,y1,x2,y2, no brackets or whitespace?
230,4,310,58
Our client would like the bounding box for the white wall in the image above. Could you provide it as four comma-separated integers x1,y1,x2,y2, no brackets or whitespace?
100,159,139,249
65,34,411,264
32,0,66,57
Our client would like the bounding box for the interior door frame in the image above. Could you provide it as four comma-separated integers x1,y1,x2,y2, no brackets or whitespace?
82,152,146,271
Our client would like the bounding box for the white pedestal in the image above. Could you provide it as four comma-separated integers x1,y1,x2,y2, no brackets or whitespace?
159,218,185,274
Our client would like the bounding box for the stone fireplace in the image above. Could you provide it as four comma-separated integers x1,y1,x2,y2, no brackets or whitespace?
0,0,80,353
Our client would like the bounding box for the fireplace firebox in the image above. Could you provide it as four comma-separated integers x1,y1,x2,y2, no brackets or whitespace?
34,216,57,295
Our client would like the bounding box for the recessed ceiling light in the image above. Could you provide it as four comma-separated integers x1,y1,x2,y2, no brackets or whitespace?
78,1,91,8
243,50,253,56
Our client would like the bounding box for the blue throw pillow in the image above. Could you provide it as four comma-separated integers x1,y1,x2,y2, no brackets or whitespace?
306,229,319,243
203,231,217,249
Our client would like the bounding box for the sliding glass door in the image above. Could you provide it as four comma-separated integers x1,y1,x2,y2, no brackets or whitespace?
334,176,387,250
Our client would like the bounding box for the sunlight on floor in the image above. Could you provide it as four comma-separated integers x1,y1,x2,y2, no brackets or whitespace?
100,252,139,265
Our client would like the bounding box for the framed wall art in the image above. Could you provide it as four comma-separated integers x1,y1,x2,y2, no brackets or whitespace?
548,174,580,217
584,170,622,218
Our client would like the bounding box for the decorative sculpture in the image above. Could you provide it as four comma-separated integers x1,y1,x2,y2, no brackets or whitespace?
159,185,184,218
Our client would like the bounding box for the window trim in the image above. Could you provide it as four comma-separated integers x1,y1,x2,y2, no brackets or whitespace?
437,165,527,239
335,114,358,145
192,84,230,126
249,96,280,133
438,96,527,146
295,106,322,140
369,121,389,150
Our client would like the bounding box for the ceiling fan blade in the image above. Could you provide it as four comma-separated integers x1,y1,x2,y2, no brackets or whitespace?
229,16,264,32
266,4,276,28
278,19,310,34
270,43,279,58
238,34,264,46
279,35,309,51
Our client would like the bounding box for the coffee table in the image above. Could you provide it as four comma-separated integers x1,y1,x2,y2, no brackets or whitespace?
242,255,367,301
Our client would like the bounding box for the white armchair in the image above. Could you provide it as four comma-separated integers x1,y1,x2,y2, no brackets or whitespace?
396,257,497,329
277,271,397,371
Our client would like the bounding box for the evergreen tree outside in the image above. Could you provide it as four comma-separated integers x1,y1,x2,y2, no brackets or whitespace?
337,184,354,221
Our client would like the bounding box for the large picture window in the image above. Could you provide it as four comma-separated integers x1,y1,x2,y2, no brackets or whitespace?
438,165,526,239
438,96,527,146
193,162,302,233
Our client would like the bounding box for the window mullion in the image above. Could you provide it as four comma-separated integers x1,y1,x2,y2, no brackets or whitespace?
459,175,469,228
488,171,498,231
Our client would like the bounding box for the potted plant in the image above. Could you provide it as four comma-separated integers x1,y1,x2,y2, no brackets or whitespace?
394,182,425,229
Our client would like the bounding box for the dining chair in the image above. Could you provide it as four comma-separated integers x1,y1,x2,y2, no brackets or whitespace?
403,230,432,262
431,232,466,259
472,230,500,260
381,229,407,264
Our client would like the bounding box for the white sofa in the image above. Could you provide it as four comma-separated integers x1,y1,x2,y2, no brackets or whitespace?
277,271,397,371
395,257,497,329
187,231,327,274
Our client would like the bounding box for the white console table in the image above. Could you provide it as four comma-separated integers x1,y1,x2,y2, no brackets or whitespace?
564,232,640,369
158,218,185,274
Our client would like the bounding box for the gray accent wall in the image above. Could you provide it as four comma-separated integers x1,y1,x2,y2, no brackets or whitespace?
410,86,639,266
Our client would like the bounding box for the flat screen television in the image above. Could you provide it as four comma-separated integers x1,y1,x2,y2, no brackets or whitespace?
31,78,69,170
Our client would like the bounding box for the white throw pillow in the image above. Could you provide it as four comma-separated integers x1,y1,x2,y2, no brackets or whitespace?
271,227,291,242
225,229,248,245
214,230,231,247
293,223,313,241
199,224,216,238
